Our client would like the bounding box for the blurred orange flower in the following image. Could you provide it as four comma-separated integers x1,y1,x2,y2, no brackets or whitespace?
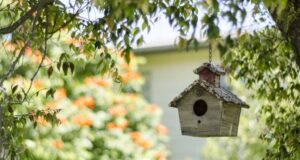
72,114,92,127
121,71,140,83
155,152,167,160
65,38,84,46
54,88,67,100
45,102,58,109
108,105,127,117
84,77,111,87
43,57,52,66
24,47,32,56
130,131,142,140
58,116,67,124
112,98,125,105
33,50,43,64
32,50,52,65
146,104,158,113
129,131,151,149
120,62,131,71
36,116,49,126
51,139,63,149
126,93,137,100
3,41,16,52
73,96,95,109
156,124,168,135
12,76,25,87
136,138,151,149
33,80,43,90
106,120,128,131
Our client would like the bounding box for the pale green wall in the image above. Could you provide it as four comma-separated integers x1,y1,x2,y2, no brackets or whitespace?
139,47,220,160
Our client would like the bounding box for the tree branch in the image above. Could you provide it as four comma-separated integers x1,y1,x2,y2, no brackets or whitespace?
49,12,79,35
0,8,42,141
0,11,41,86
0,0,53,35
49,2,89,36
0,86,8,144
23,6,50,102
0,9,43,155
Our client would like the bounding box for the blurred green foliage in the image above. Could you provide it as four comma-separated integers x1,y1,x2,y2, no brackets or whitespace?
224,29,300,159
1,0,300,159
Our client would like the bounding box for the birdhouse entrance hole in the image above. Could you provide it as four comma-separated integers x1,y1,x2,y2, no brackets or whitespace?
193,99,207,116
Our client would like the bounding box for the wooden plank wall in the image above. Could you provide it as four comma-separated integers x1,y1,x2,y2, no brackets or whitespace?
220,103,241,136
177,84,222,137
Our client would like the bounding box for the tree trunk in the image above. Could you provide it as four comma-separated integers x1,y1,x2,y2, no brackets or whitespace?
267,0,300,67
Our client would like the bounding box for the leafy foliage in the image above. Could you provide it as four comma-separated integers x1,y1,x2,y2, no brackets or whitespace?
218,28,300,159
1,0,300,159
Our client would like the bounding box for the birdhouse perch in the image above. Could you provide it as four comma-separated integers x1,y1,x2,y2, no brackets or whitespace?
169,63,249,137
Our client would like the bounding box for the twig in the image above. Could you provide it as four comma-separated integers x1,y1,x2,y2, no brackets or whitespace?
23,6,50,102
0,1,16,13
0,42,29,86
48,2,89,36
0,86,8,132
0,3,42,147
49,12,79,35
0,10,41,87
0,0,53,35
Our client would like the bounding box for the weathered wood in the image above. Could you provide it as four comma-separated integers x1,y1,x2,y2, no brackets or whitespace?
177,85,223,136
182,127,221,137
220,121,239,136
170,63,248,137
221,103,241,124
219,103,242,136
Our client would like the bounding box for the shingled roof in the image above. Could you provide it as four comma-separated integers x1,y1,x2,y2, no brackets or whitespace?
193,63,225,75
169,79,249,108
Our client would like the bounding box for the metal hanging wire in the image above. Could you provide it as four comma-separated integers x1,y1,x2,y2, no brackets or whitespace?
208,43,212,64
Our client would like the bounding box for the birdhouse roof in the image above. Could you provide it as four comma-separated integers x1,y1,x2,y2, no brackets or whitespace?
193,63,225,75
169,79,249,108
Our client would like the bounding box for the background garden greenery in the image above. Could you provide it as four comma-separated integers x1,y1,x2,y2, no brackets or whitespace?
1,0,300,159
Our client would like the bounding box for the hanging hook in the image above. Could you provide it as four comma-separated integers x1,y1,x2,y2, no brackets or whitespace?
208,43,212,64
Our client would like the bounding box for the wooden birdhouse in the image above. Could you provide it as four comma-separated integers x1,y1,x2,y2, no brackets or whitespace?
169,63,249,137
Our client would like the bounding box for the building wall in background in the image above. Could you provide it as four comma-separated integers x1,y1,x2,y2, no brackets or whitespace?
139,47,220,160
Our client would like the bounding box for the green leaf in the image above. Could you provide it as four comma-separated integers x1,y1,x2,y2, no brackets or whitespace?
59,53,66,62
124,48,131,64
46,88,55,99
142,21,148,30
62,62,69,75
137,37,144,46
69,62,75,74
16,94,22,101
57,62,61,71
12,85,18,94
124,35,130,45
94,41,102,49
133,27,140,36
8,105,13,114
47,66,53,78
